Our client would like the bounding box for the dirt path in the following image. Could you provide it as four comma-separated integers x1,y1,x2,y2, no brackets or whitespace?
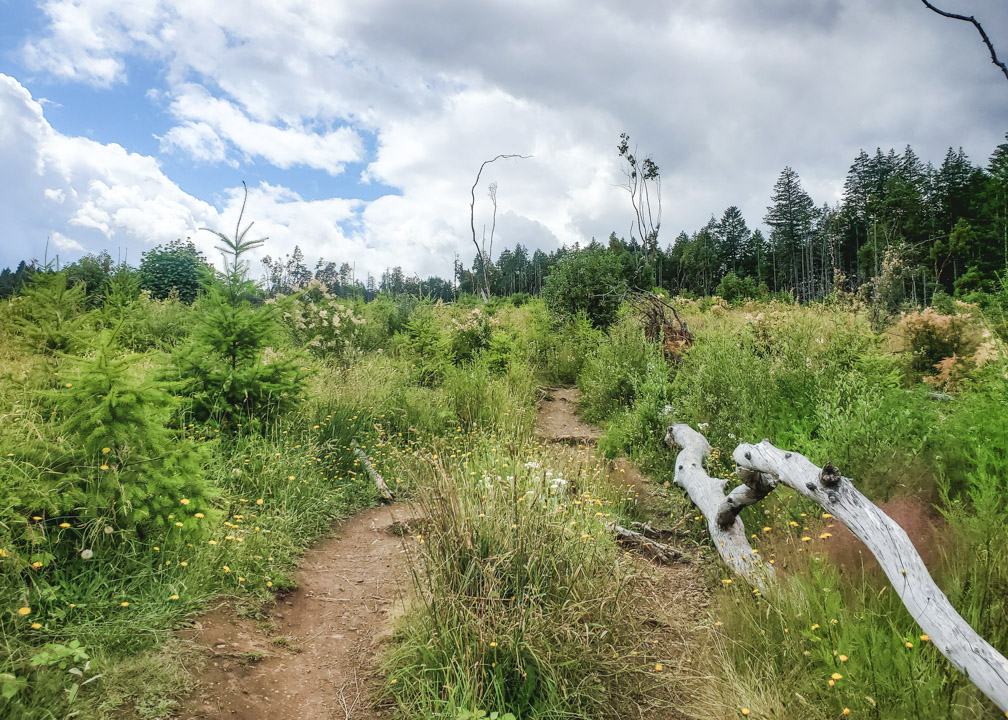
175,388,707,720
175,504,409,720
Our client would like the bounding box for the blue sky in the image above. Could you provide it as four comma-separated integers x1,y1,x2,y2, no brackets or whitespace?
1,0,1006,278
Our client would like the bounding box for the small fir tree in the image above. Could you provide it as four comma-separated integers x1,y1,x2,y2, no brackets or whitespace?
178,184,304,432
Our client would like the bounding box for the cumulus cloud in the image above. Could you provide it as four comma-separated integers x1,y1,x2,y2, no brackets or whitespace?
160,83,364,173
8,0,1008,279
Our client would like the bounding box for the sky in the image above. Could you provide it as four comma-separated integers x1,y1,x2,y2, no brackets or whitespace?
0,0,1006,281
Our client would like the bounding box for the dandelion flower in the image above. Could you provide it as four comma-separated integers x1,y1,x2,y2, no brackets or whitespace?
842,709,850,716
120,601,129,607
170,594,179,600
490,641,497,647
30,622,41,629
819,532,832,539
101,447,111,454
80,549,93,560
180,498,190,505
801,536,812,542
195,513,204,519
17,607,30,616
100,465,109,470
839,654,848,662
831,673,843,680
920,634,930,642
59,522,71,528
741,710,750,716
223,566,230,573
905,641,913,648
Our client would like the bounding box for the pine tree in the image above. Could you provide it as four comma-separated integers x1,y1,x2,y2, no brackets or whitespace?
178,184,305,432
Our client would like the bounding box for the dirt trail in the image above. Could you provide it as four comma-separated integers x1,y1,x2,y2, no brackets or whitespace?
176,388,706,719
175,504,409,720
536,387,650,500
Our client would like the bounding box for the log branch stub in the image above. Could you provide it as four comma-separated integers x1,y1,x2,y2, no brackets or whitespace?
732,440,1008,713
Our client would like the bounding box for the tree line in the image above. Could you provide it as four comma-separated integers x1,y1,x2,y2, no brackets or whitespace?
2,134,1006,306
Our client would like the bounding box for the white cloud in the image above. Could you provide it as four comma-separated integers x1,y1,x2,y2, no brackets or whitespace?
161,83,364,174
51,231,84,252
9,0,1008,278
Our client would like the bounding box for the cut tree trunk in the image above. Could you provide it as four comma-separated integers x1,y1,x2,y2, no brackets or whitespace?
663,422,1008,712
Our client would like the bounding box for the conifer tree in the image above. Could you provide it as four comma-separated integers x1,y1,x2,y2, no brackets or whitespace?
178,184,304,432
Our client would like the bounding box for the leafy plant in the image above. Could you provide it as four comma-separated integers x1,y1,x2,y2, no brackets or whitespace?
139,240,209,304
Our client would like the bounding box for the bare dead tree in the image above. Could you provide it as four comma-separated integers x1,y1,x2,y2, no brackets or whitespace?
920,0,1008,83
469,154,530,300
618,134,662,281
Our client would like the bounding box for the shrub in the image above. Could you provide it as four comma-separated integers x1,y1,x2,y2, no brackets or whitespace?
714,271,757,304
402,303,447,387
528,309,600,385
448,308,494,364
542,248,626,328
280,280,366,362
898,308,974,374
139,240,209,304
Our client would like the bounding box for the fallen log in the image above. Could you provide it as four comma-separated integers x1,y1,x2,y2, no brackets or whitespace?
353,445,393,502
607,522,691,564
664,422,1008,713
664,425,774,588
733,437,1008,714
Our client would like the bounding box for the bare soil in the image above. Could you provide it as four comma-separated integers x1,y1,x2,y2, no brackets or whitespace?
174,504,409,720
174,387,708,719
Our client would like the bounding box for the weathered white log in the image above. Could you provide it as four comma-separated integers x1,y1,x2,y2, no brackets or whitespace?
353,446,393,502
664,425,775,588
733,439,1008,714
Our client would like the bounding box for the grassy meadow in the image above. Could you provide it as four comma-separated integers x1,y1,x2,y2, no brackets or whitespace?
1,266,1007,719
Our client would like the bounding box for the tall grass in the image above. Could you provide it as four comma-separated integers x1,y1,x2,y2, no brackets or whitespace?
385,435,684,719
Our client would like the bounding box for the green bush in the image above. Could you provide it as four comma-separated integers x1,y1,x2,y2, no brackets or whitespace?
402,303,447,387
577,316,668,424
542,248,625,328
448,308,493,364
528,309,600,385
139,240,209,305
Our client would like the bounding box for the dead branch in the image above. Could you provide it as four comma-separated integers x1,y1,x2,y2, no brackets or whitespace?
469,154,531,300
608,522,691,564
732,437,1008,712
664,425,775,588
920,0,1008,83
353,445,393,502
